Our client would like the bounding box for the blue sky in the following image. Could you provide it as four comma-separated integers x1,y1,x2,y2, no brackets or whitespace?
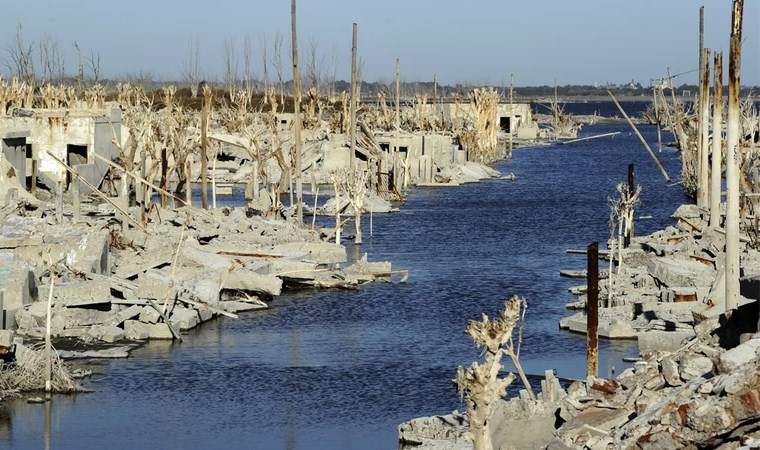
3,1,759,86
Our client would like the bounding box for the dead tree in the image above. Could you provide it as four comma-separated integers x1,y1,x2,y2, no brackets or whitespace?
456,296,534,450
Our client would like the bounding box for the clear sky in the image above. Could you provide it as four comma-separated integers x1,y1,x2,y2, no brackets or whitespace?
3,1,759,86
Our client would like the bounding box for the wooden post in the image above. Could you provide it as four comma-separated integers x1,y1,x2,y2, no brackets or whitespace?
211,146,218,209
698,48,711,209
725,0,743,313
140,151,147,226
710,52,724,228
185,160,192,207
699,6,705,96
72,175,80,223
509,73,514,155
201,87,210,210
608,91,670,182
586,242,599,378
160,147,168,208
626,164,634,247
291,0,303,222
55,180,63,223
652,88,663,153
349,23,358,175
31,159,37,194
394,58,400,184
45,268,55,394
433,74,437,124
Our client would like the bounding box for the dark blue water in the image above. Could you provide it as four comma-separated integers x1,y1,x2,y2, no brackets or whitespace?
1,121,689,450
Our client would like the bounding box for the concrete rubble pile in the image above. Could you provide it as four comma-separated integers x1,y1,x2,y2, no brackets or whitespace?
399,204,760,449
1,196,395,349
399,317,760,449
561,204,759,344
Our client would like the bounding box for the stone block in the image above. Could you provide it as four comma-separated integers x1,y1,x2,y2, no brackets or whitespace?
43,229,110,275
0,330,13,347
136,269,171,300
679,355,713,381
197,307,213,322
718,337,760,373
0,250,37,310
124,320,150,340
644,255,711,288
139,306,160,324
167,307,198,331
661,357,683,387
144,322,173,339
89,325,125,343
638,330,695,354
600,319,637,339
107,304,143,327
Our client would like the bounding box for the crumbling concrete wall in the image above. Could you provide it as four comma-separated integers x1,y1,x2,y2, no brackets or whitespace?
0,107,121,189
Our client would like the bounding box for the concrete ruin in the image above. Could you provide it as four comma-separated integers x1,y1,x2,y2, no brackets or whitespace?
0,107,121,192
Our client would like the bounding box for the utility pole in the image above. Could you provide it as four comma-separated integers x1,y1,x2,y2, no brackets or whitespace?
509,73,514,154
710,52,723,228
725,0,743,313
201,86,211,209
698,48,711,208
349,23,358,176
291,0,303,222
696,6,705,207
395,58,400,187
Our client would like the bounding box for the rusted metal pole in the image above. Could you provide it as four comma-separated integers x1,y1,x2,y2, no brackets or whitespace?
698,48,711,209
292,0,303,223
586,242,599,377
725,0,743,313
608,90,670,182
710,52,724,228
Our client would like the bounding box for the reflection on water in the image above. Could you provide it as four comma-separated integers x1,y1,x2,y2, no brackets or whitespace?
1,118,690,450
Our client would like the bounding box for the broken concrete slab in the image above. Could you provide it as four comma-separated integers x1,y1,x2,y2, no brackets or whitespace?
142,322,174,339
717,336,760,373
269,242,347,265
679,355,714,381
138,306,160,324
167,307,198,331
37,280,111,307
124,320,150,340
637,330,695,354
89,324,125,343
644,254,712,288
107,304,143,327
0,250,37,310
